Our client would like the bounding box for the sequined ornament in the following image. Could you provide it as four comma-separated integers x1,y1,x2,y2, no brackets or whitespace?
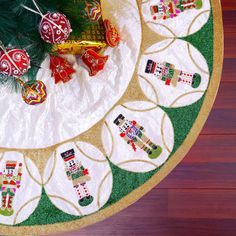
85,0,102,22
50,55,75,84
82,49,108,76
0,48,30,77
39,12,72,44
104,19,120,48
22,0,72,44
18,79,47,106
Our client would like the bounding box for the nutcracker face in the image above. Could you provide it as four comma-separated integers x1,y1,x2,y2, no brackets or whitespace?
61,149,81,174
154,64,163,77
66,158,80,174
151,3,166,19
6,170,14,179
114,114,135,134
119,120,132,133
3,161,17,179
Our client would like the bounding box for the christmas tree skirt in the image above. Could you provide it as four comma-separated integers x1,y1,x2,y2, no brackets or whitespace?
0,0,223,234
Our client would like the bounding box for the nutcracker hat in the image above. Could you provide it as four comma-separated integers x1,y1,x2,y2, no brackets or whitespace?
113,114,125,126
145,60,156,74
6,161,17,169
150,5,159,14
61,149,75,162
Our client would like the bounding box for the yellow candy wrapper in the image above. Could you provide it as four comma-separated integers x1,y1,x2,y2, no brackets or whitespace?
52,19,107,55
52,40,107,55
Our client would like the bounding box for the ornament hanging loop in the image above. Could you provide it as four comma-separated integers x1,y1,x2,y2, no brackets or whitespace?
21,0,70,41
21,0,44,17
0,41,6,52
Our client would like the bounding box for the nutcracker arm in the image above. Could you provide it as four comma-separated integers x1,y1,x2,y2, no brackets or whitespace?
164,62,175,70
65,169,72,180
16,163,23,185
133,120,145,132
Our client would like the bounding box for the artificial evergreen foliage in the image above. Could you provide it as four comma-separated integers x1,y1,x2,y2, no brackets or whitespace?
0,0,93,90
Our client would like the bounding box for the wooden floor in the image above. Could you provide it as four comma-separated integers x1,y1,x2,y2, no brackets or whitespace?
57,1,236,235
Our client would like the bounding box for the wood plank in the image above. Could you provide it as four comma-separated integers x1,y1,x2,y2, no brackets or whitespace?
157,134,236,189
222,59,236,82
158,162,236,189
223,11,236,58
201,83,236,134
56,190,236,236
221,0,236,11
59,218,236,236
202,109,236,134
168,189,236,219
180,134,236,164
210,82,236,109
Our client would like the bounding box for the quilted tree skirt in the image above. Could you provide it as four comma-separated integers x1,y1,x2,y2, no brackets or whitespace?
0,0,223,234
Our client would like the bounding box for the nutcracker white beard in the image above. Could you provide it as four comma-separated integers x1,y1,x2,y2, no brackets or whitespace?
39,12,72,44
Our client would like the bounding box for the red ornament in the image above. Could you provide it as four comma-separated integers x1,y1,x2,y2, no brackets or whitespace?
104,19,120,48
82,49,108,76
39,12,72,44
0,48,30,77
50,55,75,84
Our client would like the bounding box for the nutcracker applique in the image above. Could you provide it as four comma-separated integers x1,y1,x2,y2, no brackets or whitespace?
114,114,163,159
150,0,203,21
145,59,201,88
0,161,23,216
61,149,94,207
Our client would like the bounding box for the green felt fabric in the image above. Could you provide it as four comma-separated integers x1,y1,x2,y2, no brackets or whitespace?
182,12,214,76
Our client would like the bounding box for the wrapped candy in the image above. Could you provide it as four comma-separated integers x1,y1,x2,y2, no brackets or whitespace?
51,0,120,77
52,19,107,55
51,40,107,55
52,19,120,55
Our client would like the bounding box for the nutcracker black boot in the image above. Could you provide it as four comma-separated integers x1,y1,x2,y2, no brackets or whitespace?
0,195,7,216
78,183,94,207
